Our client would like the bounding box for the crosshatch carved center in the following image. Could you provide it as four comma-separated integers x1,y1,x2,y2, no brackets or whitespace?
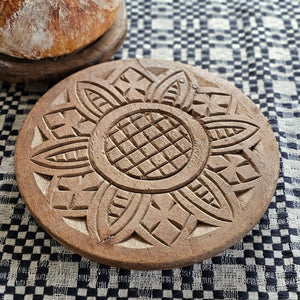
89,102,210,193
105,111,193,180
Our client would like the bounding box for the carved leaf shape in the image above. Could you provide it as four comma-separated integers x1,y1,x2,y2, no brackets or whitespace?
203,115,259,149
31,137,89,170
172,169,241,226
76,81,127,119
93,186,151,243
147,70,195,109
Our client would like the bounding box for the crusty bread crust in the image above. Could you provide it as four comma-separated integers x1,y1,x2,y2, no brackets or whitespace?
0,0,120,59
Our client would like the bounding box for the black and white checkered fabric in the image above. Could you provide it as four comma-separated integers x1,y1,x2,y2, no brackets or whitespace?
1,0,300,299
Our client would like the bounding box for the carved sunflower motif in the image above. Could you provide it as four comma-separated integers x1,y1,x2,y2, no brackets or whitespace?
16,60,278,268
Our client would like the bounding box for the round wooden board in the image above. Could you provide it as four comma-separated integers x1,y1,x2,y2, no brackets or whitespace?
0,0,127,83
15,59,280,270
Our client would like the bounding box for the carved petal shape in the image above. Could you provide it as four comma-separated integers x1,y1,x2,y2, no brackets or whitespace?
93,186,151,243
203,115,259,149
173,169,241,226
147,70,195,109
31,137,90,171
76,81,127,119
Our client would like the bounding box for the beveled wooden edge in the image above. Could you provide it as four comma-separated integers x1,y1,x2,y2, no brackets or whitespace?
0,0,127,83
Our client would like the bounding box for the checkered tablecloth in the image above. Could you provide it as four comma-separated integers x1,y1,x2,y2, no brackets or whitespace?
1,0,300,299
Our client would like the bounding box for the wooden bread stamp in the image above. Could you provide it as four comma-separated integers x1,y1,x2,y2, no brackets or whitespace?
15,59,280,269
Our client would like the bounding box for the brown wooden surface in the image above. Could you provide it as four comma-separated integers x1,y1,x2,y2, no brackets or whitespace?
15,59,280,270
0,0,127,83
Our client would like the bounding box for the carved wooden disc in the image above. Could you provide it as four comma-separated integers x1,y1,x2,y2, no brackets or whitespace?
15,59,280,270
0,0,127,83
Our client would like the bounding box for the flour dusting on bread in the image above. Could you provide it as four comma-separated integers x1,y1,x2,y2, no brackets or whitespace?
0,0,120,59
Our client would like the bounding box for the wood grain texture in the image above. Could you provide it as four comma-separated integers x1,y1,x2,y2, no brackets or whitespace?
0,0,127,83
15,59,280,270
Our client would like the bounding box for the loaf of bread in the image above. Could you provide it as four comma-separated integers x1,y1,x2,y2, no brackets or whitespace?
0,0,120,59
